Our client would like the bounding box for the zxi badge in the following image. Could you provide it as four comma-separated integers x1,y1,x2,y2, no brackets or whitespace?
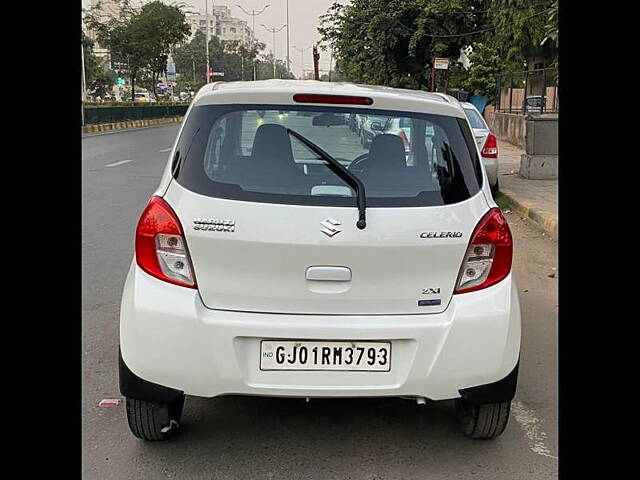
422,288,441,295
321,218,341,237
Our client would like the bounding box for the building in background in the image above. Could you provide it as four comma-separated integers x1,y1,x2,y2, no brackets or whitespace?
213,5,251,44
186,4,252,45
185,12,216,40
86,0,121,61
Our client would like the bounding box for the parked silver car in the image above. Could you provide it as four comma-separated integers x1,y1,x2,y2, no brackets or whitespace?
460,102,499,195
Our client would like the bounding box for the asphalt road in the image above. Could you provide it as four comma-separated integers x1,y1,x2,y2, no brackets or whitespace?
82,124,558,480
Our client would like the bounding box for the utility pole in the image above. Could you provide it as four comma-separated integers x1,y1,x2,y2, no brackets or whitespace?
205,0,210,83
286,0,290,74
81,11,87,124
293,46,310,79
236,4,270,81
431,57,436,92
329,45,333,82
81,38,86,125
313,44,320,80
262,24,286,79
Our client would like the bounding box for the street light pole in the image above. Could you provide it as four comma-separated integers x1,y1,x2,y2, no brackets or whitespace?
236,4,270,81
293,46,310,79
262,24,286,79
286,0,290,74
205,0,210,83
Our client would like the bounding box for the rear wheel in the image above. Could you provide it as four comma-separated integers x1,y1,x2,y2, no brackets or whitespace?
126,395,185,441
455,398,510,440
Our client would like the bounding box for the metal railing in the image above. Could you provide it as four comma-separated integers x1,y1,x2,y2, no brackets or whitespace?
495,68,558,114
83,104,190,125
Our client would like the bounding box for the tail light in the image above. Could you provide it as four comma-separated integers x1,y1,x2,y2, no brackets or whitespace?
481,132,498,158
454,208,512,294
135,196,197,288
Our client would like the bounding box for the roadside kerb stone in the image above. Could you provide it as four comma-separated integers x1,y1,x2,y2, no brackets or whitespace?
82,116,183,134
499,186,557,239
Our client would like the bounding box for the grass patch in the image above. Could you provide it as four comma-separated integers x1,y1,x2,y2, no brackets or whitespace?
493,193,512,211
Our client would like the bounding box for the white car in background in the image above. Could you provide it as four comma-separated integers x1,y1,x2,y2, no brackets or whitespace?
119,81,520,442
460,102,499,195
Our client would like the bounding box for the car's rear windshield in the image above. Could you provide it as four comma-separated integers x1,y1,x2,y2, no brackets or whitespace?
172,104,482,207
463,108,486,130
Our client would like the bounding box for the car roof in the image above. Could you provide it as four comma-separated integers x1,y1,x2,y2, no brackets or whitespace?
192,80,466,118
460,101,479,111
460,102,489,129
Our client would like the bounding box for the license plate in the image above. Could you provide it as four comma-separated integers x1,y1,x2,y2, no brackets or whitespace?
260,340,391,372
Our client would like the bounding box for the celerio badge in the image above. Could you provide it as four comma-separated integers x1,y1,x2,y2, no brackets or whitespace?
420,231,463,238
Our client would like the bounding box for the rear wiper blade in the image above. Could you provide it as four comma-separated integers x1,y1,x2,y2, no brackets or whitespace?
287,128,366,230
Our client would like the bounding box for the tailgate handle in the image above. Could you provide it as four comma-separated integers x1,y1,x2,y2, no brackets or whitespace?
306,266,352,282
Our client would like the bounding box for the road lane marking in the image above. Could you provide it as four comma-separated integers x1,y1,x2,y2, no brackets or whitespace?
511,401,558,459
159,147,172,152
104,160,133,168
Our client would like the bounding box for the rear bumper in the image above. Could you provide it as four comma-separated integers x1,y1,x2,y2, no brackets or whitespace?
120,263,521,401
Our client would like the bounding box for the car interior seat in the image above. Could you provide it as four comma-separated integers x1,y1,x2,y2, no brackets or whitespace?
360,134,420,194
227,123,309,193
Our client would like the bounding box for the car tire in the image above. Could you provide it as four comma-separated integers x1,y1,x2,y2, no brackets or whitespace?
454,398,510,440
126,395,185,441
491,179,499,196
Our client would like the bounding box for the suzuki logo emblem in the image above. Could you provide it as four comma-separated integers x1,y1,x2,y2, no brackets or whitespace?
320,218,341,237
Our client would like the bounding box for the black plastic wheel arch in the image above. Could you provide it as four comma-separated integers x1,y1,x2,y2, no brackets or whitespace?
458,360,519,404
119,348,184,404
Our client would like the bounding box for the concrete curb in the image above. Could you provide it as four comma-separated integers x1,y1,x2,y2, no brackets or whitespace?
499,187,558,239
82,116,183,134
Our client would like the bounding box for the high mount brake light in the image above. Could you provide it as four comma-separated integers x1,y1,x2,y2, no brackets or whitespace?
454,208,512,294
293,94,373,105
481,132,498,158
135,196,197,288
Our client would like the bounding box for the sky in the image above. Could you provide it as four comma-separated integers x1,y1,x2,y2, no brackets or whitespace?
82,0,350,77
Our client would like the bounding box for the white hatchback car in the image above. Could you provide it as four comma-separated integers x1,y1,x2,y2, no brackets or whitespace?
119,80,521,441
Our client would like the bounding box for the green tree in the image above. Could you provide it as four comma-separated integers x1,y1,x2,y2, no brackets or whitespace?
174,31,271,87
84,0,190,101
256,52,295,80
487,0,556,68
460,42,503,100
82,30,118,100
137,1,191,97
84,4,148,100
540,0,558,69
319,0,488,89
82,31,101,86
174,30,208,89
